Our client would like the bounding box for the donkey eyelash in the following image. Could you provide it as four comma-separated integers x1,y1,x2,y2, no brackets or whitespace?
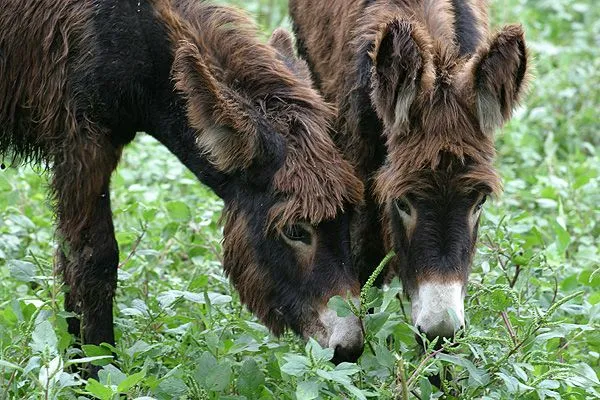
475,195,488,212
282,224,313,245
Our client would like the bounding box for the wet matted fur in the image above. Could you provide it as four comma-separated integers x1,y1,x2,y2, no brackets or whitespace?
290,0,530,339
0,0,364,367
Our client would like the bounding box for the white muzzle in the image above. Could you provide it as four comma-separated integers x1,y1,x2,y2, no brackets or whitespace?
411,281,465,339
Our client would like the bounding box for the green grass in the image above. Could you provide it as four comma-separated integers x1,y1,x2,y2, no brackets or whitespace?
1,0,599,398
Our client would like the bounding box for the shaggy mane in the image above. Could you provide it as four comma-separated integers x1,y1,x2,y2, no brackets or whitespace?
153,0,363,228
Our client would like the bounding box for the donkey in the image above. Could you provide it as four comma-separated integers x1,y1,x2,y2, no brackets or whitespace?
289,0,529,341
0,0,366,364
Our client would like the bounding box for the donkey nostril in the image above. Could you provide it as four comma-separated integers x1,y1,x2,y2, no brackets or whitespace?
331,342,364,365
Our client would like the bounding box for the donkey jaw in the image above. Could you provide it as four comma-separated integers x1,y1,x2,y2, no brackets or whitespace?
411,281,465,341
308,297,364,364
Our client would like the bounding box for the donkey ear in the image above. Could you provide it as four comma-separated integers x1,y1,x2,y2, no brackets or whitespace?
470,24,529,134
370,19,434,129
172,41,261,172
268,28,295,59
268,28,314,83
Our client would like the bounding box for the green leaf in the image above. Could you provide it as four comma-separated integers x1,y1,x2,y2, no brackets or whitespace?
489,288,513,312
381,277,402,312
8,260,37,283
157,290,231,308
569,362,600,387
155,376,187,399
65,355,114,366
305,338,334,363
296,380,320,400
345,384,368,400
82,344,114,366
30,320,58,354
204,361,232,392
334,362,361,375
420,376,432,400
85,378,115,400
437,353,489,387
551,220,571,255
117,369,146,393
237,359,265,398
496,369,533,393
280,355,310,377
327,295,353,317
316,369,351,386
165,201,191,222
142,207,158,221
195,351,217,386
0,359,23,371
99,364,127,386
588,292,600,305
373,344,395,369
161,221,180,239
365,312,389,335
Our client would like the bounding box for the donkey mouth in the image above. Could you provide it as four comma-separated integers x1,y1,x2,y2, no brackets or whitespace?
306,298,365,364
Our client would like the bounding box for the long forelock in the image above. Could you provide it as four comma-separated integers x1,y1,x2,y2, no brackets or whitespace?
375,87,501,202
269,115,364,231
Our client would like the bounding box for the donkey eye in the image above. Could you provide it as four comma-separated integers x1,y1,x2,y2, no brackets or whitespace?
475,195,488,212
395,198,411,216
282,224,313,245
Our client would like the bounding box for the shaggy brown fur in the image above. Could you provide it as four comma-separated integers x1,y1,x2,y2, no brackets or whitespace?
0,0,111,245
290,0,530,310
1,0,365,367
155,0,363,229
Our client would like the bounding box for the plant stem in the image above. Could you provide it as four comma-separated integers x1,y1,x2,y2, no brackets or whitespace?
500,311,517,345
406,348,445,389
360,251,396,317
396,355,409,400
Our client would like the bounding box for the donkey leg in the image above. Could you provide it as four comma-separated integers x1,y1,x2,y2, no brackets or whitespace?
59,249,82,342
53,137,122,352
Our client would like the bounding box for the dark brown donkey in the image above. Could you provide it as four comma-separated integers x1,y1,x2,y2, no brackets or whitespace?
0,0,366,364
290,0,529,341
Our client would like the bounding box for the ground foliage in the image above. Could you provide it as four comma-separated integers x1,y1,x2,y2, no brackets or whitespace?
1,0,599,398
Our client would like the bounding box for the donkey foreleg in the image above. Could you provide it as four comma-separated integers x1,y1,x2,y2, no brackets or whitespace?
53,133,122,354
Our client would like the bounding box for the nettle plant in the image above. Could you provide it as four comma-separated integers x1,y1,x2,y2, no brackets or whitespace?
1,163,599,400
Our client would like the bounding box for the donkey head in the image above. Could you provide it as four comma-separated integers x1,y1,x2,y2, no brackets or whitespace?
369,20,529,341
172,32,365,362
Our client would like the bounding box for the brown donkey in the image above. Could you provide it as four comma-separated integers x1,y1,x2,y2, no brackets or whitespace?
0,0,365,365
290,0,529,341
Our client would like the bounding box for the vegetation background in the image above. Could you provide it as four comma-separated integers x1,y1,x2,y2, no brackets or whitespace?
1,0,599,398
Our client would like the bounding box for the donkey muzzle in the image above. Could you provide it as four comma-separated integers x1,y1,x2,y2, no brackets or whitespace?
411,281,465,342
312,298,364,364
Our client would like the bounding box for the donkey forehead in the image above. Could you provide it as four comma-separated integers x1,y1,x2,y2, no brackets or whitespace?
410,164,498,195
416,83,478,126
375,146,501,203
